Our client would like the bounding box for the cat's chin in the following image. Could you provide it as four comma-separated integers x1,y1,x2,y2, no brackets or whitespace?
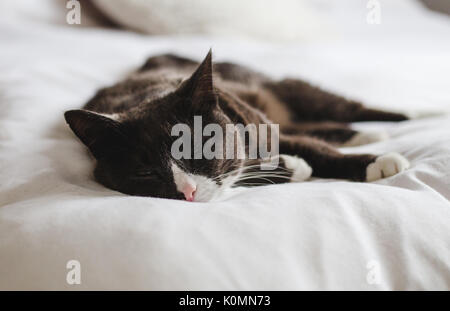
189,176,220,202
190,175,236,203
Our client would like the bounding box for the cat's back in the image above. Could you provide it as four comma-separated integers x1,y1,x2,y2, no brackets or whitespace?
84,66,186,114
84,54,270,115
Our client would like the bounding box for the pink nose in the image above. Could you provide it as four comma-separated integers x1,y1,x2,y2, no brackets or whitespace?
182,184,196,202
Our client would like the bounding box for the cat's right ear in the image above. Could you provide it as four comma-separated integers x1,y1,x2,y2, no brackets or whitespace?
64,110,128,159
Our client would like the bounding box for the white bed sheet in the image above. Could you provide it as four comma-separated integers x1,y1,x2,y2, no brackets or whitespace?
1,0,449,290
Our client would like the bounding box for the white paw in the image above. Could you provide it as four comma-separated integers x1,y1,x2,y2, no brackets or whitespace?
280,155,312,182
342,131,389,147
366,152,410,182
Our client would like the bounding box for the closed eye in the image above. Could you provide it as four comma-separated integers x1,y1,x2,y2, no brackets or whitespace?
130,170,159,180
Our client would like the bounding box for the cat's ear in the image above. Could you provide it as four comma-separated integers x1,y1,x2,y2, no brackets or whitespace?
177,49,218,110
64,110,128,159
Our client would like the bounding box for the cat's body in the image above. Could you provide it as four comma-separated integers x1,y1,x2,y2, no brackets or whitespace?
65,51,410,202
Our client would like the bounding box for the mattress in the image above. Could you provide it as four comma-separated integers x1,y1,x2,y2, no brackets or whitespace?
0,0,449,290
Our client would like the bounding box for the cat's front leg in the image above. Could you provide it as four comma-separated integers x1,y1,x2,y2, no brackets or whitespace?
280,134,410,181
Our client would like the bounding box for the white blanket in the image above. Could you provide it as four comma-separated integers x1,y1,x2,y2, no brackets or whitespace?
1,0,449,290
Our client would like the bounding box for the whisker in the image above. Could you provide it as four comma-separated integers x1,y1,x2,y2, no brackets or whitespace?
213,157,295,182
213,164,261,180
239,176,276,184
237,175,292,182
236,182,272,187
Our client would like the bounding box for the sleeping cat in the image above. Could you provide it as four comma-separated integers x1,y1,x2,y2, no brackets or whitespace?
65,50,410,202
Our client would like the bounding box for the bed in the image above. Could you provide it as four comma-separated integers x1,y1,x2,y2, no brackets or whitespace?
0,0,449,290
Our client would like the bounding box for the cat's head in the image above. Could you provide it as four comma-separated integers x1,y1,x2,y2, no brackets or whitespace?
65,51,245,202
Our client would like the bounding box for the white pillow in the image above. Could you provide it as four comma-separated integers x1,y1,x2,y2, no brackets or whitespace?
92,0,329,42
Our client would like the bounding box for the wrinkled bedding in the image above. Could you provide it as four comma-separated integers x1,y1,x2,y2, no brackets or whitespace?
0,0,449,290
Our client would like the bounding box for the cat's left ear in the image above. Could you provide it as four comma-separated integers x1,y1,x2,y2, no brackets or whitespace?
177,49,218,110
